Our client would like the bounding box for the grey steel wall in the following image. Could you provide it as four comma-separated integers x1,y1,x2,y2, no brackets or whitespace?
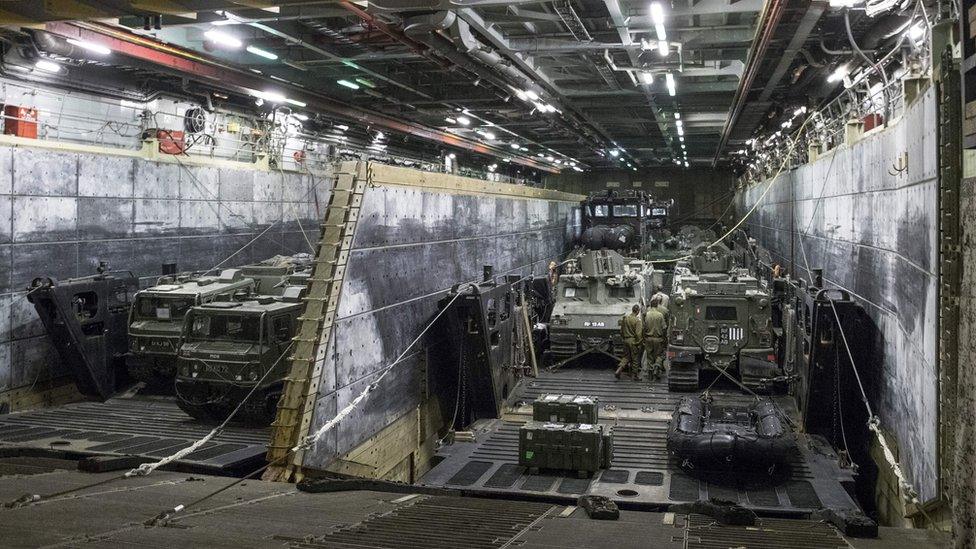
736,87,939,501
0,145,328,399
302,184,580,469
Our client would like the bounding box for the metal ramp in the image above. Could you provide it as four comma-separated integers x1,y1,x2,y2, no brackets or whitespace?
0,397,268,474
420,369,859,515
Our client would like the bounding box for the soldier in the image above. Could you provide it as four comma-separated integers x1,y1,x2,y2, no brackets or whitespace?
643,297,667,380
615,304,643,380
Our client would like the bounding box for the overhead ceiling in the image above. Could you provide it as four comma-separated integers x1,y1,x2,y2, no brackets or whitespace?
0,1,905,173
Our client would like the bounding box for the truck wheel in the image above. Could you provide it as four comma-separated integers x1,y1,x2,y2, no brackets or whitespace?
667,361,700,392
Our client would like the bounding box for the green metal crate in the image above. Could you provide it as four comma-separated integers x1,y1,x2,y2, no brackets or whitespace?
531,394,599,424
518,421,611,474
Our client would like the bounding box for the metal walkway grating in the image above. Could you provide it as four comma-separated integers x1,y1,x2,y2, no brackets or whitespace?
683,514,849,548
0,397,268,473
289,496,555,549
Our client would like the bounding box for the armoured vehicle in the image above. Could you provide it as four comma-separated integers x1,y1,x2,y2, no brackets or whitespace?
126,255,313,388
666,258,779,392
579,190,670,258
174,286,305,425
548,249,660,366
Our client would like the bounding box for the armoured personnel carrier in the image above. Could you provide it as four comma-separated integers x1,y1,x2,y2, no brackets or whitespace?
173,286,305,425
548,249,661,365
666,250,779,392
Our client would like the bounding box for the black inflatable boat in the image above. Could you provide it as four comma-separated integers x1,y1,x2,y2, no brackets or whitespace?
667,395,796,469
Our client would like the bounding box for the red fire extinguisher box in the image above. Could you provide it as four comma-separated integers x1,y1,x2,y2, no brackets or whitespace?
4,106,38,139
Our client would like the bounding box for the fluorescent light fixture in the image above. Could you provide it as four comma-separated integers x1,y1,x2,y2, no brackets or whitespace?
355,78,376,89
482,131,496,140
456,116,471,125
253,90,286,103
204,29,243,49
640,72,654,84
609,149,620,157
34,59,62,73
445,117,457,124
250,68,262,74
335,124,349,131
650,2,665,25
511,143,520,149
655,24,667,41
285,98,306,107
520,146,528,151
908,22,925,41
546,156,555,161
525,90,540,101
66,38,111,55
827,64,849,83
665,72,676,96
337,79,360,90
515,90,529,101
246,45,278,60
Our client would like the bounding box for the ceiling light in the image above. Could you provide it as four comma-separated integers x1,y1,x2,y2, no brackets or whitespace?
609,149,620,157
34,59,62,73
457,116,471,125
515,90,529,101
520,146,528,151
511,143,520,149
679,135,685,142
374,131,385,140
640,72,654,84
253,90,286,103
665,73,676,96
246,45,278,60
355,77,376,89
482,131,496,140
908,22,926,41
337,79,360,90
793,106,807,116
293,114,309,121
650,2,666,25
674,112,681,119
204,29,242,49
658,40,668,56
677,125,684,136
250,68,262,74
525,90,540,101
446,117,456,124
285,98,306,107
448,153,457,159
546,156,554,161
66,38,111,55
335,124,349,131
827,64,849,83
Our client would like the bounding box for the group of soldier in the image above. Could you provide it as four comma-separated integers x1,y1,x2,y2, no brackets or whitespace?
615,287,671,381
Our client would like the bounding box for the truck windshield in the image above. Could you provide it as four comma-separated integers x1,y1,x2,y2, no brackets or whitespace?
135,296,195,321
705,306,739,321
612,205,638,217
189,314,262,342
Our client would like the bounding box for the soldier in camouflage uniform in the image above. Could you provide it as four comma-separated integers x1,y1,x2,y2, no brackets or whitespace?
616,304,643,380
643,297,667,380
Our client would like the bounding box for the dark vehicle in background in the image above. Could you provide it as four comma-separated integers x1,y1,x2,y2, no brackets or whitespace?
579,190,671,259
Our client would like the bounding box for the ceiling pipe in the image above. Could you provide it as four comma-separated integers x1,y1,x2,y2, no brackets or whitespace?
712,0,786,165
402,11,605,150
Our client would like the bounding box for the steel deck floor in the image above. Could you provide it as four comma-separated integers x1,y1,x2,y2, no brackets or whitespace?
0,397,268,474
0,463,946,548
420,368,858,515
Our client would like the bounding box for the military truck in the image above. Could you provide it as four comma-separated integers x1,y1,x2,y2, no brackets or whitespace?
174,287,305,424
126,256,312,388
666,265,779,392
547,249,661,366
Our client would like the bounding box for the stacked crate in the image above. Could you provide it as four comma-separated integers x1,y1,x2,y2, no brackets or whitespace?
518,394,612,476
